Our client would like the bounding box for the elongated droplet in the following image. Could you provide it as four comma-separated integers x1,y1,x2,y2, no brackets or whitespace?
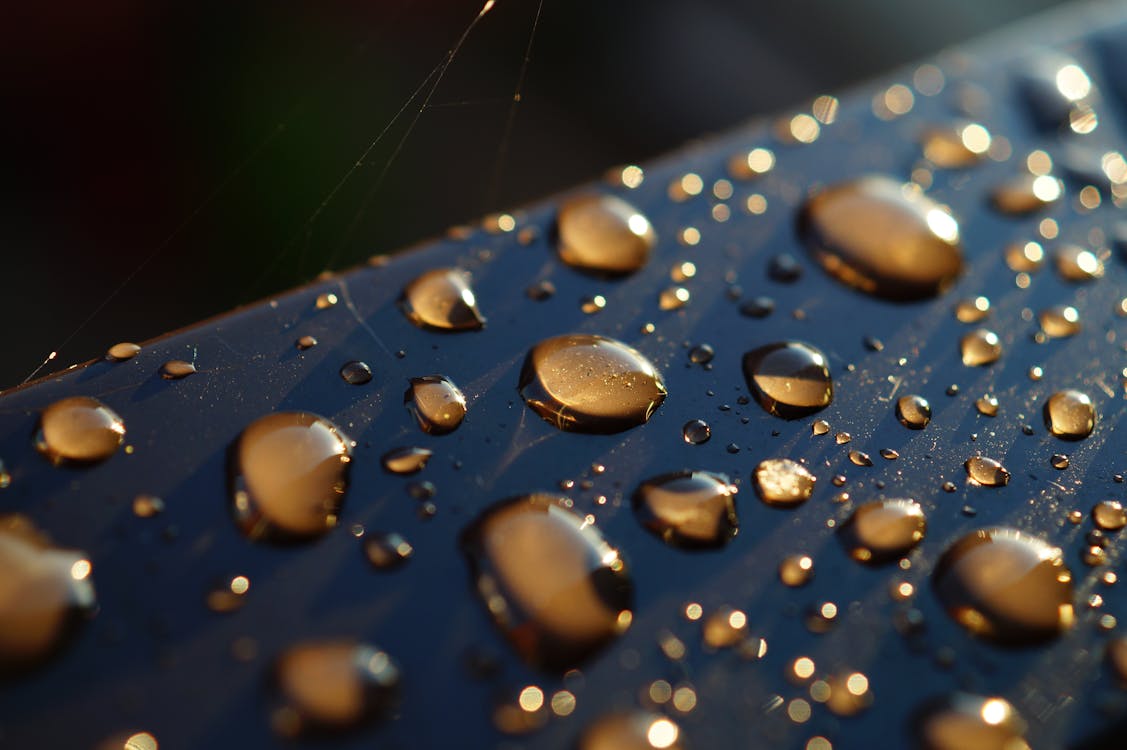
400,268,485,331
106,342,141,361
381,447,433,475
160,360,196,379
916,694,1029,750
273,640,399,735
991,174,1062,214
960,329,1002,366
633,471,738,549
36,396,125,465
405,375,466,435
556,194,656,275
1038,305,1081,338
799,175,962,300
922,122,991,168
0,515,96,673
339,361,372,385
743,341,833,419
230,412,352,542
461,494,633,671
579,712,682,750
1055,245,1104,281
519,334,666,434
896,395,931,429
954,296,990,323
965,456,1010,487
840,499,926,563
933,527,1074,643
1043,390,1095,440
753,458,816,507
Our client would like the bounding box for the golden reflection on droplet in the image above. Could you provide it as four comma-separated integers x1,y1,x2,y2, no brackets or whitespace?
1078,185,1101,209
746,194,768,214
678,227,700,246
792,656,816,681
36,396,126,465
518,685,545,712
685,603,703,621
122,732,159,750
779,554,815,586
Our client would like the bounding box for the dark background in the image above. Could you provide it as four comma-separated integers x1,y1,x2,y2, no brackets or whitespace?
0,0,1070,389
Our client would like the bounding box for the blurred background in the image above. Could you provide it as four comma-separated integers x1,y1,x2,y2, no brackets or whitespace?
0,0,1072,389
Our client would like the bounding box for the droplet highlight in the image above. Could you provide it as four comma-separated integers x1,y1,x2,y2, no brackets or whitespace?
400,268,485,331
839,499,926,563
556,194,656,275
405,375,467,435
742,341,833,419
633,471,738,549
36,396,126,465
753,458,816,508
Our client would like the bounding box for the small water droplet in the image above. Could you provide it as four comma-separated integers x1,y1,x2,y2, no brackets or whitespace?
1050,453,1070,470
835,432,852,445
160,360,196,380
702,606,748,648
934,528,1074,643
230,412,352,542
916,694,1028,750
295,335,318,350
825,671,873,717
960,329,1002,366
132,494,164,518
400,268,485,331
1092,501,1126,531
405,375,466,435
364,532,413,570
519,334,666,434
740,296,775,318
315,292,338,310
1005,241,1045,272
1043,389,1095,440
461,494,633,671
36,396,126,465
812,420,830,436
975,394,999,417
633,471,738,549
779,554,814,586
743,341,833,419
768,253,803,282
526,280,556,301
659,286,690,311
688,344,714,365
964,456,1009,487
799,175,962,300
954,296,991,323
922,122,991,168
381,447,433,475
753,458,816,508
106,342,141,361
1054,244,1104,281
579,711,682,750
207,574,250,613
849,450,873,467
840,499,925,563
1038,305,1081,338
880,448,899,460
896,395,932,429
991,174,1062,214
339,360,373,385
681,419,711,445
556,194,655,275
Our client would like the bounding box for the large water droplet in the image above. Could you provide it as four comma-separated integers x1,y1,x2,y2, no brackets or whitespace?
633,471,738,549
579,711,682,750
230,412,352,542
896,395,932,429
36,396,126,465
460,494,633,671
0,515,96,672
799,175,962,300
1043,389,1095,440
400,268,485,331
106,342,141,361
960,329,1002,366
1092,501,1126,531
273,640,399,735
916,694,1029,750
839,499,926,563
1054,245,1104,281
742,341,832,419
519,334,666,434
933,528,1074,643
556,194,656,275
405,375,466,435
965,456,1010,487
160,360,196,380
1038,305,1081,338
753,458,816,507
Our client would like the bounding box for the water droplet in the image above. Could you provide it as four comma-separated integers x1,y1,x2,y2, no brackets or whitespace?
960,329,1002,366
896,395,932,429
849,450,873,467
339,360,372,385
633,471,738,549
991,174,1062,214
519,334,667,434
702,606,748,648
160,360,196,380
835,432,852,445
1108,637,1127,683
405,375,466,435
206,575,250,613
964,456,1010,487
916,694,1028,750
768,253,803,282
975,394,999,417
933,528,1074,642
799,175,962,300
0,514,96,672
132,494,165,518
579,712,682,750
825,671,873,717
729,147,776,179
1005,241,1044,272
1019,53,1095,131
364,532,413,570
273,640,399,735
314,292,338,310
556,194,656,275
581,294,608,314
400,268,485,331
659,286,690,311
779,554,814,586
740,296,775,318
1038,305,1081,338
106,342,141,361
295,335,318,350
880,448,899,460
812,420,830,436
922,122,991,168
461,494,633,671
526,280,556,301
954,296,991,323
742,341,833,419
230,412,352,542
681,419,711,445
1043,390,1095,440
1050,453,1070,470
1092,501,1126,531
688,344,714,365
839,499,925,563
753,458,816,508
1055,245,1104,281
36,396,126,465
381,447,433,475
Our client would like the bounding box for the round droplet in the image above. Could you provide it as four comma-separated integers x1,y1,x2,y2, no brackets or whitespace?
897,395,932,429
1038,305,1080,338
839,499,926,563
849,450,873,467
798,175,963,300
273,640,399,735
753,458,816,508
381,447,433,475
230,412,352,542
36,396,126,465
768,253,803,282
364,532,413,570
339,361,372,385
1050,453,1070,470
681,419,711,445
579,711,682,750
633,471,738,549
295,335,318,350
960,329,1002,366
1043,390,1095,440
779,554,814,586
1005,241,1045,272
1092,501,1126,531
975,394,999,417
519,334,666,434
954,296,990,323
160,360,196,380
405,375,466,435
933,527,1074,643
0,515,96,672
743,341,833,419
106,342,141,361
965,456,1010,487
556,194,656,275
400,268,485,331
991,174,1062,214
1055,245,1104,281
916,694,1029,750
461,494,632,671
